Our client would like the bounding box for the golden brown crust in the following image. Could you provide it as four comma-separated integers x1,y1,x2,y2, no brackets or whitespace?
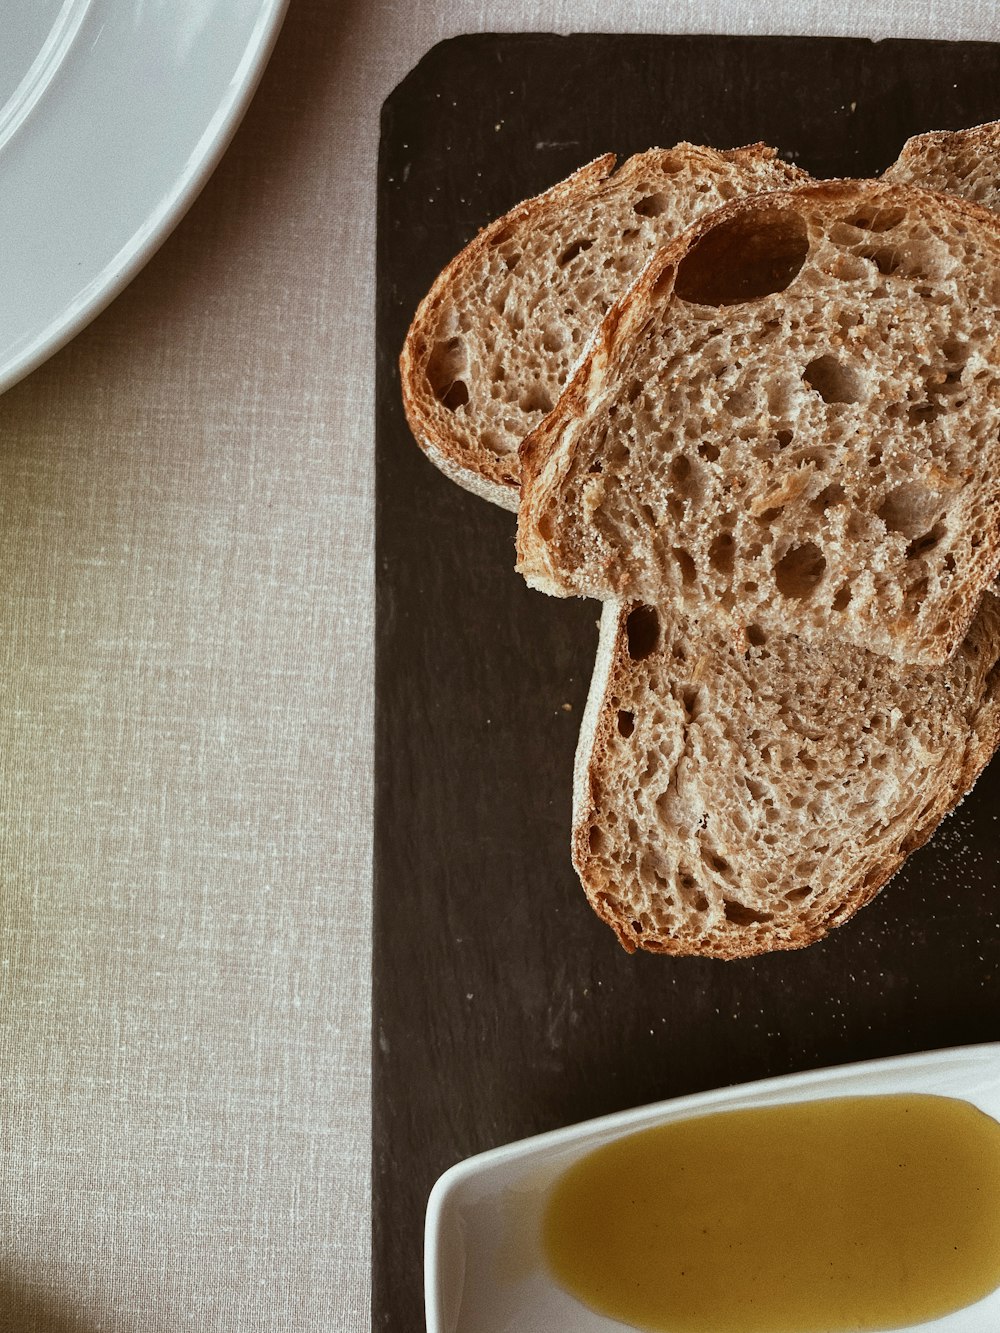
400,154,618,501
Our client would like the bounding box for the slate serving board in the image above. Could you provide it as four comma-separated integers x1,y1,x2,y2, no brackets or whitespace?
374,33,1000,1333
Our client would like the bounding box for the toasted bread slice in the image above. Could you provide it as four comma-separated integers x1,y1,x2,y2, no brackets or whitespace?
885,120,1000,212
574,595,1000,958
400,144,808,509
517,181,1000,665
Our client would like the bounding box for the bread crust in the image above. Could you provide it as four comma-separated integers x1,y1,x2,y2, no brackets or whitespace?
400,144,808,505
517,179,1000,666
400,154,617,504
572,595,1000,958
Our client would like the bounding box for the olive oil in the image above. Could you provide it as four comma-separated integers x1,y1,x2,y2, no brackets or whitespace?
542,1094,1000,1332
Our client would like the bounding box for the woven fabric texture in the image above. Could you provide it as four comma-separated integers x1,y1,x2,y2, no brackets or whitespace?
0,0,996,1329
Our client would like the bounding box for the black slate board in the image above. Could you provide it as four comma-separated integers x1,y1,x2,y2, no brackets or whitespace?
374,34,1000,1333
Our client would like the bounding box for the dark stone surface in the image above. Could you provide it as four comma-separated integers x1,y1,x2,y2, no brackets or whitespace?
375,33,1000,1332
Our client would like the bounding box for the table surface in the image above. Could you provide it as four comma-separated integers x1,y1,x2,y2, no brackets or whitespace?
1,1,998,1330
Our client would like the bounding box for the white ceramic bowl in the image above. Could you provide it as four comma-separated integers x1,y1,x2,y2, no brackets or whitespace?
426,1043,1000,1333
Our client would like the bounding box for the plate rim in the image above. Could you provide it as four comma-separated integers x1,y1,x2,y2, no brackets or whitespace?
0,0,290,394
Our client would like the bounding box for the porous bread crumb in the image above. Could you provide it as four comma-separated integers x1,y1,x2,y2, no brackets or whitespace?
518,181,1000,666
885,121,1000,213
400,144,807,506
574,595,1000,958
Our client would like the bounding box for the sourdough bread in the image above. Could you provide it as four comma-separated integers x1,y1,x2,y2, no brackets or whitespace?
517,180,1000,665
400,145,808,509
575,595,1000,958
885,120,1000,212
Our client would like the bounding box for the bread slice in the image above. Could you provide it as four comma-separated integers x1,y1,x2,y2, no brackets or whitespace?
887,122,1000,598
400,123,1000,514
885,120,1000,212
400,145,808,509
574,594,1000,958
517,180,1000,666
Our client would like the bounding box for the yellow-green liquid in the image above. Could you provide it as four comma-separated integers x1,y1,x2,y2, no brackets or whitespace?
542,1094,1000,1332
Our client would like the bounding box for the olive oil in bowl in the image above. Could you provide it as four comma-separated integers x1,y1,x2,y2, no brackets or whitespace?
542,1094,1000,1333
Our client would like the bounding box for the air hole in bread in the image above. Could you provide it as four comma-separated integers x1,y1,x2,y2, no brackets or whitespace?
907,399,939,428
617,709,635,737
776,429,794,447
877,482,941,538
832,582,853,612
906,522,946,559
723,899,774,925
725,386,754,417
541,325,567,353
439,379,469,410
588,825,604,854
783,885,812,904
942,336,969,365
625,605,660,660
774,542,827,599
427,337,469,411
650,263,676,300
842,205,908,233
669,453,703,501
859,244,903,276
811,483,847,513
708,531,736,574
755,506,783,525
634,192,668,217
705,851,730,874
698,441,721,462
680,686,701,720
673,547,697,586
518,384,553,414
802,354,865,405
747,623,767,647
557,238,594,267
673,206,809,306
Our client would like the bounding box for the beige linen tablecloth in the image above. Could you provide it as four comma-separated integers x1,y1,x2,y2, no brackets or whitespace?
0,1,996,1329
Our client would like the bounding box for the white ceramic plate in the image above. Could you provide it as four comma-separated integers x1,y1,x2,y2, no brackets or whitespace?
0,0,288,392
426,1043,1000,1333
